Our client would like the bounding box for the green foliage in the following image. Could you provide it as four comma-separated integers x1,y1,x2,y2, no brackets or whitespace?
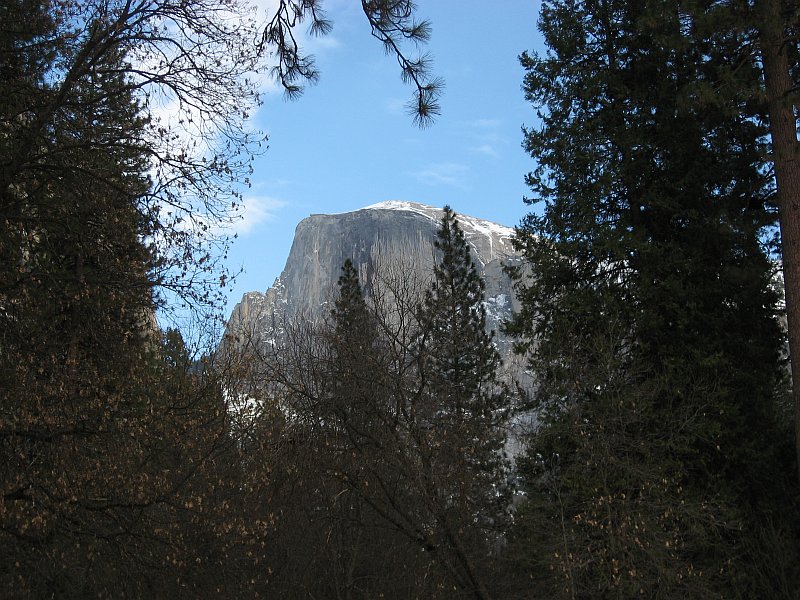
507,0,799,596
418,206,511,531
0,0,447,596
420,207,503,415
0,0,268,326
250,214,515,598
265,0,443,125
0,2,259,596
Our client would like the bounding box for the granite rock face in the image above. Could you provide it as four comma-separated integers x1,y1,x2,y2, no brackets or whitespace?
226,201,524,367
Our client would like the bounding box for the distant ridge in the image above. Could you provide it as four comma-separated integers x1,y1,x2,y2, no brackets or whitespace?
225,202,524,375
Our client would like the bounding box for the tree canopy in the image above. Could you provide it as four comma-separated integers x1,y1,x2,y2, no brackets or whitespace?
0,0,443,595
4,0,798,596
506,0,799,596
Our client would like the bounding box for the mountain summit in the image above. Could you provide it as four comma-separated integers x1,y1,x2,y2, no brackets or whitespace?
226,202,522,364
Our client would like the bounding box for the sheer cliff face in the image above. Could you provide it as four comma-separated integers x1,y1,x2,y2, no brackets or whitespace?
226,201,522,358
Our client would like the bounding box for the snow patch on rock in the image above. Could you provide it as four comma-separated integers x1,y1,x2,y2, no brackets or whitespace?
363,200,441,222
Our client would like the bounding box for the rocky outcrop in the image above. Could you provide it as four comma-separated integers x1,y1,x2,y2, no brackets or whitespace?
226,201,524,368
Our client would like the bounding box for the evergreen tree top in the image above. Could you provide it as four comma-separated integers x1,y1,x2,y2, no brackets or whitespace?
332,258,369,336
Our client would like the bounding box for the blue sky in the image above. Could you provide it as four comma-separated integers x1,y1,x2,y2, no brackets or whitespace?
223,1,545,316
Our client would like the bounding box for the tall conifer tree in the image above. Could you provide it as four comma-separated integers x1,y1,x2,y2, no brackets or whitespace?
0,9,244,596
420,208,504,418
415,206,511,599
507,0,797,596
330,259,380,422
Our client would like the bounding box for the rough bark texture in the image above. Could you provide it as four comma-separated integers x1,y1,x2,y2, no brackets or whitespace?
758,0,800,482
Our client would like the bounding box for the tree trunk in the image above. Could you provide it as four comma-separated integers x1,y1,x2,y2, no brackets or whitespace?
757,0,800,483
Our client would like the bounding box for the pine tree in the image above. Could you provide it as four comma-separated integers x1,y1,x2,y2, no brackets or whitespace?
324,258,399,457
0,0,450,595
329,259,381,431
414,206,511,599
420,208,503,417
0,10,246,596
418,207,509,484
507,0,797,596
261,260,433,598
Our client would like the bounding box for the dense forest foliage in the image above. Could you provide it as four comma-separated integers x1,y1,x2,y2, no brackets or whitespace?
2,0,799,598
506,1,800,597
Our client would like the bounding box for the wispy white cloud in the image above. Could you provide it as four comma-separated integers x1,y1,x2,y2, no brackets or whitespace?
130,2,269,171
307,35,342,51
412,162,470,189
384,97,407,116
458,117,505,159
470,144,499,158
147,93,208,154
232,195,286,235
170,195,285,240
260,176,292,188
467,118,502,129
